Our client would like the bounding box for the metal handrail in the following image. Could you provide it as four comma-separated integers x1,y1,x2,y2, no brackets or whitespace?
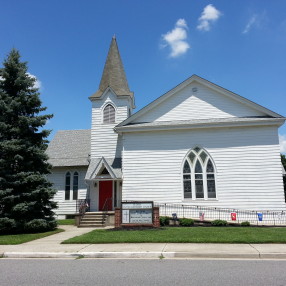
101,198,113,225
76,199,90,215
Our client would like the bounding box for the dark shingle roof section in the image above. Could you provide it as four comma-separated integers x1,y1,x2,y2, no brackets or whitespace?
115,117,285,132
90,36,133,99
46,129,91,167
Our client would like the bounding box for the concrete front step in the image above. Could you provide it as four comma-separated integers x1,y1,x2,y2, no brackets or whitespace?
78,224,105,227
81,217,103,221
86,211,115,215
81,216,105,219
78,211,114,227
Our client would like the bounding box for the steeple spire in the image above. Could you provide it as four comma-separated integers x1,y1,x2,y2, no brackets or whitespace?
91,37,133,99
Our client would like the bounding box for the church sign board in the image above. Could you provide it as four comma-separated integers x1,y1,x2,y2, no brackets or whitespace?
121,202,153,224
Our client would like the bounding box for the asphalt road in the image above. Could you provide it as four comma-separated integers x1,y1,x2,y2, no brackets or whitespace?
1,259,286,286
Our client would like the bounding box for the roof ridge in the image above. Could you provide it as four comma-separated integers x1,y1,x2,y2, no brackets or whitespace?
57,129,91,132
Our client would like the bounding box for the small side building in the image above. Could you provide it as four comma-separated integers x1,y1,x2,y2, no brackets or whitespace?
47,130,90,219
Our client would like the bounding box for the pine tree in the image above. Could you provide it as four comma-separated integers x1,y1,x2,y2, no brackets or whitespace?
0,49,57,233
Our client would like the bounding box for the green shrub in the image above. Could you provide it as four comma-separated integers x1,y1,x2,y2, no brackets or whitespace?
241,221,250,227
160,216,170,226
179,218,194,226
24,219,57,233
211,219,228,226
0,218,16,233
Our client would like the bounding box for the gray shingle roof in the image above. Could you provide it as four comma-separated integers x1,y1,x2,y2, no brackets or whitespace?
46,129,91,167
116,117,285,132
90,36,133,99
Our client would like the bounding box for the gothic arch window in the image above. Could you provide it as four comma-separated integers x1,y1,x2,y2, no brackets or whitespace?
73,172,79,200
103,104,115,124
65,172,71,200
183,147,216,200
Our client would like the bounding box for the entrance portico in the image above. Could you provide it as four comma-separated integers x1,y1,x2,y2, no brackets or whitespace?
84,157,122,212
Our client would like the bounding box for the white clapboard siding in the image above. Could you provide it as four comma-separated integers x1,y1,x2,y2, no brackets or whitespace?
122,126,285,211
134,83,265,123
91,90,131,158
47,167,88,215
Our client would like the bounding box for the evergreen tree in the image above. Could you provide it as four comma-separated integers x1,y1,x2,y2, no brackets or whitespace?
0,49,57,233
281,154,286,170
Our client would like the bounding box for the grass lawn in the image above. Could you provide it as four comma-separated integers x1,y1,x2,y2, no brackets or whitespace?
57,219,75,225
63,227,286,244
0,228,64,245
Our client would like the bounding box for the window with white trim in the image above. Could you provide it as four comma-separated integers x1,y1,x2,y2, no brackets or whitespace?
65,172,71,200
73,172,79,200
65,171,79,200
103,104,115,123
183,147,216,199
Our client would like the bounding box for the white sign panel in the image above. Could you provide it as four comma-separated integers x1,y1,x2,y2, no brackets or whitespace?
122,203,153,209
129,210,152,224
122,210,130,223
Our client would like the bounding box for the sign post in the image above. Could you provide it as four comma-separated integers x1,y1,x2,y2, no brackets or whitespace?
115,201,160,228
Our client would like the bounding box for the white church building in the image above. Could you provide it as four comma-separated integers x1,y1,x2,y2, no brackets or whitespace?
47,37,285,219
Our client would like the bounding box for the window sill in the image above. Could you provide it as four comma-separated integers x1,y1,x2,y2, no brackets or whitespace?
183,199,218,202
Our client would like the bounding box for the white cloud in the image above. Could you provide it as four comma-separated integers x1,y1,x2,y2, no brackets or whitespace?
243,15,258,34
242,12,266,34
161,18,190,58
0,76,3,81
197,4,222,31
176,18,188,28
27,72,42,89
279,134,286,154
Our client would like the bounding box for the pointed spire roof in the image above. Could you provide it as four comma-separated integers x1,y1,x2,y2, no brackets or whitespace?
90,36,133,99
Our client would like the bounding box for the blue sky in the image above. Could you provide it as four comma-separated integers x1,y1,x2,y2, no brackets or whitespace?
1,0,286,152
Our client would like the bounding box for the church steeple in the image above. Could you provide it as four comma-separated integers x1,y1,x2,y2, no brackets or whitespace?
90,36,133,99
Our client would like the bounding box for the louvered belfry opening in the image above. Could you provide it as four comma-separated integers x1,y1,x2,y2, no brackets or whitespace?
103,104,115,123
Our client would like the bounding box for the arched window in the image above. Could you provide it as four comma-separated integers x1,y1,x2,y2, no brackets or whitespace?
65,172,71,200
195,160,204,198
103,104,115,123
183,161,192,198
182,147,216,199
206,159,216,198
73,172,79,200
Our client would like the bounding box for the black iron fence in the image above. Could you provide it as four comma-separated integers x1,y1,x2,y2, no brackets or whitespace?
76,199,286,225
154,203,286,225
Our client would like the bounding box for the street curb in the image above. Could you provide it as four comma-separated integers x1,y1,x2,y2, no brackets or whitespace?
3,252,81,258
2,251,286,259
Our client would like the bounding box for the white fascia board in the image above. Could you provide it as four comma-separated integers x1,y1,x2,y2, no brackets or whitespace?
117,75,283,127
101,157,116,178
195,76,283,118
115,118,285,134
116,77,191,127
89,87,136,108
90,157,116,179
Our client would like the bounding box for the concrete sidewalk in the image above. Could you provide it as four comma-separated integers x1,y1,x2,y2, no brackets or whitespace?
1,225,286,259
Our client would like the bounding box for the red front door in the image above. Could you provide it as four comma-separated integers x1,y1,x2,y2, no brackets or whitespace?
98,181,113,211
